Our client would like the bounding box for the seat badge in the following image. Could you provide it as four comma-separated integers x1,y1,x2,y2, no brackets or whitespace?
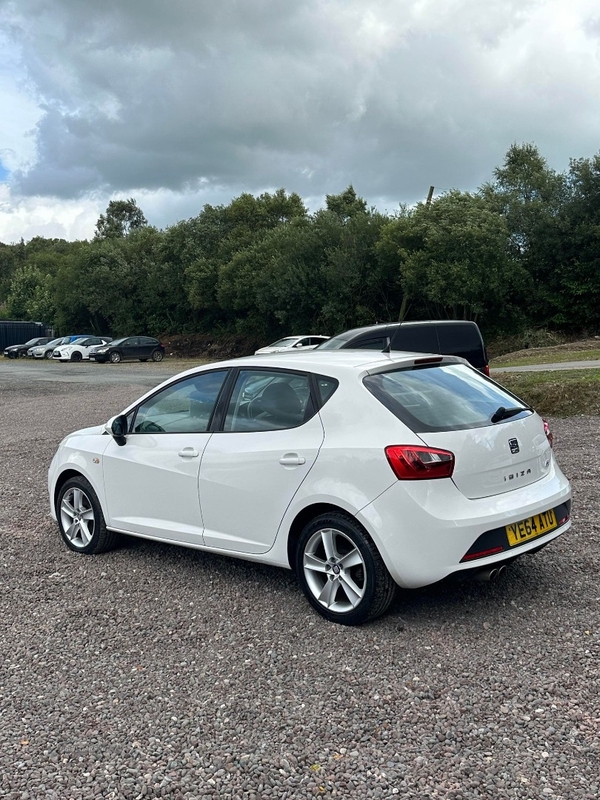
508,438,520,454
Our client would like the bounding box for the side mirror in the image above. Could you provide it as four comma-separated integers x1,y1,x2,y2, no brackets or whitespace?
294,342,303,348
111,414,128,447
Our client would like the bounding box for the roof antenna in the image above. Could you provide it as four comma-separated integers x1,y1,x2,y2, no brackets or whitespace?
382,338,392,355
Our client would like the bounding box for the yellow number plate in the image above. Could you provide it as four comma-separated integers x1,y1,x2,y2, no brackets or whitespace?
506,509,557,547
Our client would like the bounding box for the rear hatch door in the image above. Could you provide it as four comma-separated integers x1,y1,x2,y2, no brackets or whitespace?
362,361,552,500
419,414,551,499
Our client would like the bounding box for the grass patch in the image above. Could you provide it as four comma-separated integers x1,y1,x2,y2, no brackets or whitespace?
490,337,600,367
492,349,600,368
493,369,600,416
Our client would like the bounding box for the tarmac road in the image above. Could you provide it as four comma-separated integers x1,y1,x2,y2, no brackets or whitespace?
491,359,600,373
0,356,191,388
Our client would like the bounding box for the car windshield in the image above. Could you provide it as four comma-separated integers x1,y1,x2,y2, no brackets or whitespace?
315,332,357,349
364,363,531,433
45,338,63,346
71,338,88,345
265,337,300,348
24,338,42,346
107,338,126,346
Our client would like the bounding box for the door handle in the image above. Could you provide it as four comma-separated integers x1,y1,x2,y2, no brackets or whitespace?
178,447,199,459
279,453,306,467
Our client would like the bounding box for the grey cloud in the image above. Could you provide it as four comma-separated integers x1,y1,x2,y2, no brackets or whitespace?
3,0,600,211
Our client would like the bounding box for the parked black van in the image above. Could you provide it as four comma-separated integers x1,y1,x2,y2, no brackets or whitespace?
317,320,489,374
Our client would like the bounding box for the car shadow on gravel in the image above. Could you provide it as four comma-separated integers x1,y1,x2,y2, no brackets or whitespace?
56,531,567,630
381,550,569,629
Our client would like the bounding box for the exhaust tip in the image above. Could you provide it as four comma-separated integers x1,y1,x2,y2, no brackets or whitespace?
474,567,499,582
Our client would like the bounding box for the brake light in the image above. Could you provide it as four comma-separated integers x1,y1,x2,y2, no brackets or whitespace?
483,365,490,377
543,419,553,448
414,356,444,365
385,445,455,480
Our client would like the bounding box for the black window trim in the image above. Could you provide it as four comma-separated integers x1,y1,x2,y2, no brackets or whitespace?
125,365,341,436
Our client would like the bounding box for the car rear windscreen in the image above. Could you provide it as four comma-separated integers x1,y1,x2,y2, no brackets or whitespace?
363,364,530,432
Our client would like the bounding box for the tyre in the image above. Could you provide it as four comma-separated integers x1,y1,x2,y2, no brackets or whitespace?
151,349,164,362
295,512,396,625
56,476,119,554
70,351,82,362
44,350,53,359
109,351,122,363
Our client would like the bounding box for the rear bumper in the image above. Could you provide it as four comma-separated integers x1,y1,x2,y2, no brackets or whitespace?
357,462,572,589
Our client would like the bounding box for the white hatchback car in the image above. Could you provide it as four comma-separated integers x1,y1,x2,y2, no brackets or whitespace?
52,336,112,362
254,335,329,354
48,351,571,625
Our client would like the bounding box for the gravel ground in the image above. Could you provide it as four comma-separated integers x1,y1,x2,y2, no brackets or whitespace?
0,364,599,799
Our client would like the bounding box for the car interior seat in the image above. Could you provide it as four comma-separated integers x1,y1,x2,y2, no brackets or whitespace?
258,382,304,427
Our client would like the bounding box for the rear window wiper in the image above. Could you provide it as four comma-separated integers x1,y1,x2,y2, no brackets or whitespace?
490,406,527,424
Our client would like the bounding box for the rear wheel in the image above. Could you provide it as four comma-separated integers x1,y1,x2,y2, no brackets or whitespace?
57,476,119,554
151,349,163,362
295,512,396,625
109,351,122,363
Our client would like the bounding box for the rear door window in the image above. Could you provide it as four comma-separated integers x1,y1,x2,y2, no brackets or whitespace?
390,326,439,354
435,324,484,366
224,370,312,431
364,364,530,432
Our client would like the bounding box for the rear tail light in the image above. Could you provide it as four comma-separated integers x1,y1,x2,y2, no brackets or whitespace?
385,445,455,480
543,419,553,448
483,365,490,376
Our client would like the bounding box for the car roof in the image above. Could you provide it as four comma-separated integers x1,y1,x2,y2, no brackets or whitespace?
329,320,478,336
186,350,464,378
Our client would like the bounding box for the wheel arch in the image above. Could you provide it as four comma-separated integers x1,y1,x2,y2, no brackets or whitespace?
286,502,355,571
53,468,104,518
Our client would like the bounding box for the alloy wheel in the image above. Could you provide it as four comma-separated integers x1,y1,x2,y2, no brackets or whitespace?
60,486,96,549
302,527,367,613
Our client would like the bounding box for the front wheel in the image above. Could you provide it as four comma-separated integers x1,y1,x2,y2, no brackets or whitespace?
44,350,53,359
57,476,120,554
109,351,122,363
295,512,396,625
151,349,163,362
70,351,82,362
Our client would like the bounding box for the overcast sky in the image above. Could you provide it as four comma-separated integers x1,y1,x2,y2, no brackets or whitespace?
1,0,599,243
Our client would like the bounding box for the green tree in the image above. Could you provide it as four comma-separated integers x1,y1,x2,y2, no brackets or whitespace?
5,264,56,324
549,154,600,329
382,192,526,327
95,198,148,239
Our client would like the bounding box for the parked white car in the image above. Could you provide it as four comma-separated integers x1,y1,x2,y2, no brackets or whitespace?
52,336,112,362
48,351,571,625
254,335,329,355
